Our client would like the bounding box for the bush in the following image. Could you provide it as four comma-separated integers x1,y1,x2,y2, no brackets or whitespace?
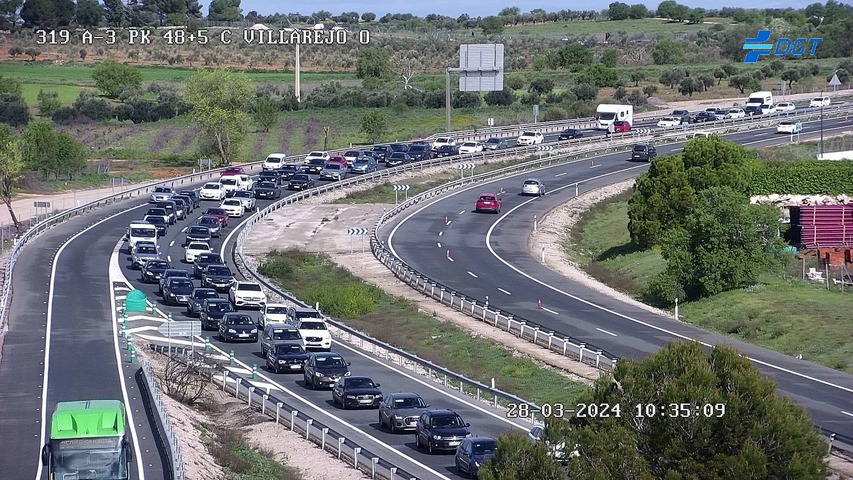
51,106,79,124
543,107,567,121
520,92,540,105
0,94,30,127
73,93,113,122
749,161,853,195
453,91,481,108
484,87,516,106
505,74,526,90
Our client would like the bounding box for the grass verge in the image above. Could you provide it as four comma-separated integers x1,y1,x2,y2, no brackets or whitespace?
258,249,589,406
565,190,853,374
201,423,302,480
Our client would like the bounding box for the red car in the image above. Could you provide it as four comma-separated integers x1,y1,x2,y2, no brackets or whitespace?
613,121,632,133
203,208,229,227
221,166,246,176
474,193,502,214
327,156,348,168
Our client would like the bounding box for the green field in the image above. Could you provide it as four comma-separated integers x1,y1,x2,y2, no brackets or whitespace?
567,190,853,373
499,17,719,38
258,249,588,406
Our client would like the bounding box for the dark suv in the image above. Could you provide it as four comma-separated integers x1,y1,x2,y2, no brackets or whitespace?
631,144,657,162
415,409,471,454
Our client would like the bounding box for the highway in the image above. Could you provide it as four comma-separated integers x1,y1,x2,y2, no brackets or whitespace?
383,116,853,450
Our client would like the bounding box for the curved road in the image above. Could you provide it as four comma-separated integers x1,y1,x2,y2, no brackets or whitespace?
384,117,853,448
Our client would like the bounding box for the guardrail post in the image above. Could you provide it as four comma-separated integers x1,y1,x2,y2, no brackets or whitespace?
252,363,258,380
322,427,329,451
579,343,586,362
470,300,476,314
611,358,618,371
126,334,132,350
353,447,361,468
222,371,228,390
506,315,513,332
439,288,445,303
533,327,540,344
449,292,455,308
229,350,235,366
575,182,579,197
248,386,255,408
596,350,603,368
290,410,298,431
547,332,554,349
276,402,283,423
262,394,268,414
129,345,136,363
305,419,313,439
338,437,346,459
494,310,500,326
234,378,241,398
204,337,210,352
534,215,537,232
390,467,397,480
444,374,448,387
372,457,379,479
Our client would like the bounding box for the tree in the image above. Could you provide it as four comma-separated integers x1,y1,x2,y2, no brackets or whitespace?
360,109,387,143
36,89,60,117
698,74,715,91
613,85,627,100
251,95,278,133
21,0,74,28
102,0,128,26
608,1,631,20
356,46,390,80
713,68,727,85
75,0,103,27
600,48,618,68
484,87,516,106
20,120,59,178
557,44,593,70
360,11,375,21
528,78,554,95
686,7,705,23
586,64,619,87
184,69,254,165
564,342,827,479
0,0,23,30
480,16,504,34
391,51,420,90
24,47,41,60
207,0,241,21
781,69,802,89
652,38,684,65
728,74,751,94
630,70,645,86
0,124,23,230
656,0,680,20
53,131,86,179
479,430,564,480
573,83,598,101
92,60,142,98
629,4,648,18
642,84,658,97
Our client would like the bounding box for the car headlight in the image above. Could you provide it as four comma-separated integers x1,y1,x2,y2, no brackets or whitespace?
474,461,481,468
227,329,236,333
346,395,356,399
315,372,323,377
250,328,257,334
432,434,442,440
278,360,286,364
344,371,352,376
376,395,383,401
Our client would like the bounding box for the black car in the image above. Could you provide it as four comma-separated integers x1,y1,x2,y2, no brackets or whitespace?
155,201,178,224
266,341,309,373
184,226,212,246
332,376,383,409
218,313,258,342
558,128,584,140
434,145,460,157
187,287,219,316
140,259,171,283
389,143,409,153
277,164,302,181
162,277,195,306
288,174,315,190
744,105,763,116
176,190,200,208
415,409,472,454
200,298,235,330
406,144,433,161
455,437,497,478
158,268,191,294
631,143,657,162
193,252,224,279
254,181,281,199
692,112,717,122
258,170,282,185
197,216,221,237
303,352,352,389
386,152,412,167
172,194,194,213
304,158,326,175
483,138,509,150
146,217,168,236
371,145,393,161
201,264,234,292
170,197,188,219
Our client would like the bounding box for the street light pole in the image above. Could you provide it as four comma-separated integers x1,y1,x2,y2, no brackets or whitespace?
820,89,824,159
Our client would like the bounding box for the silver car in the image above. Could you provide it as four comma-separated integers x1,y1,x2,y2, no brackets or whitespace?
378,392,430,432
130,243,160,269
232,190,257,211
521,179,545,196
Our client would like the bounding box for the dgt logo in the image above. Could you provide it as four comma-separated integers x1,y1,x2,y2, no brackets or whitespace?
742,30,823,63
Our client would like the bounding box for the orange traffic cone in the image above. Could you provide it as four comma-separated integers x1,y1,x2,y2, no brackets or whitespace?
446,249,451,259
537,299,543,309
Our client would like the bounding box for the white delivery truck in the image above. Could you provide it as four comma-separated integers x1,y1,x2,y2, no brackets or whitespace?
745,91,773,108
126,220,158,252
595,104,633,130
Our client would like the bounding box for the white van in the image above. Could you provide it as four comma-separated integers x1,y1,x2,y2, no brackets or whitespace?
809,96,830,108
263,153,287,171
126,221,158,251
219,174,254,196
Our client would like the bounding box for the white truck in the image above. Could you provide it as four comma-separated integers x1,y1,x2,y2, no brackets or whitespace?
595,104,633,130
745,91,773,108
126,221,158,252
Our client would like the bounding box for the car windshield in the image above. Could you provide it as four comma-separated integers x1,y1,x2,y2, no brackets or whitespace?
195,290,218,298
293,174,310,181
197,254,220,263
223,200,241,206
393,396,426,409
436,138,450,143
462,143,476,147
272,330,299,340
633,146,646,151
308,159,325,166
206,209,225,215
781,122,793,126
147,218,165,225
325,165,342,170
207,302,233,312
199,218,218,226
130,227,155,236
188,243,208,250
266,156,283,163
317,355,345,366
220,179,238,186
136,246,157,254
147,261,169,269
472,441,497,454
258,182,276,189
346,378,376,388
207,266,230,276
203,183,220,190
308,151,326,157
523,180,539,185
147,209,166,215
354,159,369,165
276,344,304,355
479,196,496,201
300,321,327,330
239,284,262,292
522,131,537,136
234,191,253,198
189,227,209,235
486,138,500,143
266,306,288,314
171,279,193,288
432,415,464,428
228,315,253,325
154,187,170,193
280,165,298,171
344,151,360,156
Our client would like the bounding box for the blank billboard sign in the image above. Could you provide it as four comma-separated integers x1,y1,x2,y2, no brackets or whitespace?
458,44,504,92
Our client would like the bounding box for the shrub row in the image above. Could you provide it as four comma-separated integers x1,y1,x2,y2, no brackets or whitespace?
749,161,853,195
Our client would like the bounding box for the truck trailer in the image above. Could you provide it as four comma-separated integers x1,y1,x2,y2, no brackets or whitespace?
595,104,633,130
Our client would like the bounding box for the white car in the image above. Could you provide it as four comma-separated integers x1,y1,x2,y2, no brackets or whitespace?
263,153,287,171
516,131,544,146
776,102,796,112
199,182,226,201
184,241,211,263
219,174,253,196
809,96,830,108
219,198,245,217
149,185,174,203
260,303,290,327
232,190,256,211
760,104,777,115
296,319,332,351
458,142,483,154
431,137,456,151
303,151,330,164
777,121,802,134
229,281,268,309
656,116,682,127
727,108,746,119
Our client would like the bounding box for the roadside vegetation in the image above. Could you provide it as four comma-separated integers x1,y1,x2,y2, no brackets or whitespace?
199,422,303,480
565,137,853,373
257,249,589,406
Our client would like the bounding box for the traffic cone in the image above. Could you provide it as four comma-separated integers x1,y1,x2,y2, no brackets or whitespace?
445,215,449,225
446,249,451,259
499,187,505,195
537,299,543,309
590,160,596,168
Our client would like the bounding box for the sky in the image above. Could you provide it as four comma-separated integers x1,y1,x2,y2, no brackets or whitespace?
232,0,824,18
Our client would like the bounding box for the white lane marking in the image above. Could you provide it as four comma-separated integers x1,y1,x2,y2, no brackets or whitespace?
481,166,853,396
842,411,853,418
497,288,512,295
181,227,187,233
438,231,443,236
458,210,465,215
446,220,452,226
447,256,455,262
468,271,478,278
37,203,148,480
541,307,559,315
437,242,442,248
596,328,617,337
169,240,175,247
555,172,568,177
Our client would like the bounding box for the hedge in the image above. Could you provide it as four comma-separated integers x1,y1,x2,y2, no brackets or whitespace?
749,161,853,195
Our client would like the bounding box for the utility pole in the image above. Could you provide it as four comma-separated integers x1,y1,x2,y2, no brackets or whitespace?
820,89,824,159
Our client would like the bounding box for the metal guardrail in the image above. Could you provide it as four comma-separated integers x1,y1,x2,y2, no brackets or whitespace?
139,358,185,480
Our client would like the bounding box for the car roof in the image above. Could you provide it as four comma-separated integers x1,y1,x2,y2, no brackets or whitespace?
344,375,374,381
524,178,540,182
425,408,458,416
206,297,230,303
271,340,303,347
235,281,261,286
388,392,421,398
